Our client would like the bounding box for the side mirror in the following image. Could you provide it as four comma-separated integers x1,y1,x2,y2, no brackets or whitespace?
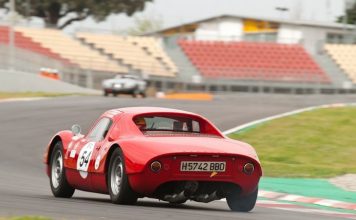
71,124,81,136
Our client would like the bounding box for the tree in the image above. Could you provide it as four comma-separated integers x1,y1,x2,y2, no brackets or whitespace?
338,1,356,24
0,0,152,29
127,14,163,35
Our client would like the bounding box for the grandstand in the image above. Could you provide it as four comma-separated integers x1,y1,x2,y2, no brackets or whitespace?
126,36,178,74
16,27,127,73
148,14,356,92
76,33,177,77
1,13,356,93
0,26,69,75
0,26,70,64
179,40,329,83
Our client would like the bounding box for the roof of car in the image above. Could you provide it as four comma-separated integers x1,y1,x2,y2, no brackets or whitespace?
117,107,196,115
104,107,200,118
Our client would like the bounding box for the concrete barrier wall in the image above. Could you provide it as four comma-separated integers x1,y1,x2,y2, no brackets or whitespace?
0,69,99,94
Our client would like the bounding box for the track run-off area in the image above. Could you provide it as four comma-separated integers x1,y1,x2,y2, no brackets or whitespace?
1,94,356,220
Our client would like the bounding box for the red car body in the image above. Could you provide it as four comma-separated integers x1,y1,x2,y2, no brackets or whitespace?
44,107,262,210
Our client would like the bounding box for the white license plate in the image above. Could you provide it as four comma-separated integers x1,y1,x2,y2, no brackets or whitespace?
180,161,226,172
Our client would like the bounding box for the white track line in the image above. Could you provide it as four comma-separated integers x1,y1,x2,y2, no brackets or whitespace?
314,199,344,207
279,195,304,202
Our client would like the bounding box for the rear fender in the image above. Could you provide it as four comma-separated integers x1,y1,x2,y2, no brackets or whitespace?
43,130,73,165
101,141,146,175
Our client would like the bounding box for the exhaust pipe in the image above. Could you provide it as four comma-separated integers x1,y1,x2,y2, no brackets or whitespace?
164,190,186,203
194,191,220,203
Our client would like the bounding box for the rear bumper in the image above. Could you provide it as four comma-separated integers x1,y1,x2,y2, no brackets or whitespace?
104,88,135,93
129,173,260,197
128,155,261,196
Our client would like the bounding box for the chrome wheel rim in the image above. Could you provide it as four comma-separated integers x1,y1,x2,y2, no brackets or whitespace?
51,150,63,188
110,157,123,196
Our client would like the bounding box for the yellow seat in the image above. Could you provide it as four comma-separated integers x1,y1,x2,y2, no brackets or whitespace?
16,27,128,73
325,44,356,83
76,33,176,77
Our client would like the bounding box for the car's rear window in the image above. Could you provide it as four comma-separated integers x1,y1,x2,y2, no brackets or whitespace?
134,115,200,134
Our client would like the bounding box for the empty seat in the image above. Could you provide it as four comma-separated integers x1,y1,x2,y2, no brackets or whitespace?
125,36,178,73
16,27,127,73
325,44,356,83
0,26,70,64
76,33,175,77
179,40,329,83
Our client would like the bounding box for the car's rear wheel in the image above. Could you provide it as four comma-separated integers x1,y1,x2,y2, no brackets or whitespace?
108,148,138,204
132,90,139,98
50,142,75,198
226,188,258,212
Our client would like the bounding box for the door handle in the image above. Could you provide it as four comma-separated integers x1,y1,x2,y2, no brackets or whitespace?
96,145,101,150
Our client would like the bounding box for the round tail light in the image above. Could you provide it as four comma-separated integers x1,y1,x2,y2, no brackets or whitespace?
243,163,255,175
150,161,162,172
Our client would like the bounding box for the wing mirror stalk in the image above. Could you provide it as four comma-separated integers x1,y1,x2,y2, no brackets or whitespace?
71,124,82,136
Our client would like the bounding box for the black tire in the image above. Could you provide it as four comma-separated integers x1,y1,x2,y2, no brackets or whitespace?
226,188,258,212
103,91,109,96
132,87,143,98
113,93,118,97
132,91,139,98
49,142,75,198
140,92,147,98
108,148,138,204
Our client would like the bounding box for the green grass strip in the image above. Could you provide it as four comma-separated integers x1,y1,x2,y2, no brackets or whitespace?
229,107,356,177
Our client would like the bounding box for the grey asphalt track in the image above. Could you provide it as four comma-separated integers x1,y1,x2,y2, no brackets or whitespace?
0,94,355,220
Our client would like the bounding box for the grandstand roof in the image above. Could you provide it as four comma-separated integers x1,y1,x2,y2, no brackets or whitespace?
146,14,356,36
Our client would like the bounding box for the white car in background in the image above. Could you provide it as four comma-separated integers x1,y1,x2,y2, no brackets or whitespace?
102,75,147,97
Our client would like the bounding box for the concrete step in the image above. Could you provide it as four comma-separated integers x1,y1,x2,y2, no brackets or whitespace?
314,53,352,88
162,38,200,81
75,37,137,74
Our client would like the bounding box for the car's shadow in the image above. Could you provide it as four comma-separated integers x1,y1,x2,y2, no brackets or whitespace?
70,196,231,212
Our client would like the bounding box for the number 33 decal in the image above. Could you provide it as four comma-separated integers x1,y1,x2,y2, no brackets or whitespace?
77,142,95,173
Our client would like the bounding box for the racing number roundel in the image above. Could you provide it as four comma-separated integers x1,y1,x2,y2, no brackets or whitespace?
76,142,95,178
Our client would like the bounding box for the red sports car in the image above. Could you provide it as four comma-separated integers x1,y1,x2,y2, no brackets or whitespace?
44,107,262,212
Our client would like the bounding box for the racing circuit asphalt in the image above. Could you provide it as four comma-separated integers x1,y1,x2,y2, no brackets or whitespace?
1,93,356,220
